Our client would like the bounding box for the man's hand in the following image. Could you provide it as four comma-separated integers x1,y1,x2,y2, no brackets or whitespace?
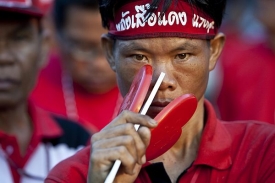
87,110,157,183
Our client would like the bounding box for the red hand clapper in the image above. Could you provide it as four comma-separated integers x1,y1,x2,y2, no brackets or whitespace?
105,65,197,183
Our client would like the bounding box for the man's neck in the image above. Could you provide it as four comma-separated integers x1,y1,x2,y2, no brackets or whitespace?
164,99,204,155
0,102,33,156
0,102,30,133
150,99,205,183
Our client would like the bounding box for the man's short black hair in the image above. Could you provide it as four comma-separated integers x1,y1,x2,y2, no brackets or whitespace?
98,0,227,30
53,0,99,32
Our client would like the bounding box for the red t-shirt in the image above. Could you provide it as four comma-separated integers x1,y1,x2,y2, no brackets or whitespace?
217,40,275,124
45,100,275,183
30,53,122,132
0,101,90,183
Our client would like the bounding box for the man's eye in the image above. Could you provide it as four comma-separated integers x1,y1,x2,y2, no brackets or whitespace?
176,53,187,60
133,54,146,61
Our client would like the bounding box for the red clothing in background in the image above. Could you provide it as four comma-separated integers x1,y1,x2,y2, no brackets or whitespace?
30,54,122,132
0,101,90,183
45,100,275,183
217,40,275,124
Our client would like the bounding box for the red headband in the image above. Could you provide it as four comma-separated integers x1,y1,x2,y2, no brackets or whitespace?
109,0,217,40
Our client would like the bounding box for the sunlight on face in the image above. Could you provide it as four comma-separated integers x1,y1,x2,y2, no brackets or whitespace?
111,37,212,117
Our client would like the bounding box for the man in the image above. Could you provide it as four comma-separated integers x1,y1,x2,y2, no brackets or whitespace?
0,1,91,183
30,0,122,132
45,0,275,182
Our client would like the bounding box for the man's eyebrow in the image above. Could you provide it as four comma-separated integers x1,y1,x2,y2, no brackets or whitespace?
118,42,150,52
174,42,200,51
118,40,200,53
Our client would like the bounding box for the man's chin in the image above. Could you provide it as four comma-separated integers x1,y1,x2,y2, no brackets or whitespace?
0,100,20,110
76,81,112,94
87,85,116,94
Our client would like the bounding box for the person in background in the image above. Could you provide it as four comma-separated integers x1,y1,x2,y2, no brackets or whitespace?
46,0,275,182
205,0,256,113
216,0,275,124
0,1,91,183
30,0,122,133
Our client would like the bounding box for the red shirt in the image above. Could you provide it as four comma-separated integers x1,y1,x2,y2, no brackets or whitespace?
0,101,90,183
45,100,275,183
217,40,275,124
30,53,122,132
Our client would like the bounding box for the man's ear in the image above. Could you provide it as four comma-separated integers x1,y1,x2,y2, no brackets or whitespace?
101,34,116,72
209,32,225,71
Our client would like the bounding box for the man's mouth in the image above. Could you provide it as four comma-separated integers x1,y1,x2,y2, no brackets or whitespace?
0,78,20,90
145,100,172,118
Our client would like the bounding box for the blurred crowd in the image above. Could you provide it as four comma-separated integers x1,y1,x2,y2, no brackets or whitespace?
0,0,274,182
206,0,275,124
30,0,122,132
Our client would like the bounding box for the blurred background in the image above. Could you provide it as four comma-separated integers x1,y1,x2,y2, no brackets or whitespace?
31,0,122,133
206,0,275,124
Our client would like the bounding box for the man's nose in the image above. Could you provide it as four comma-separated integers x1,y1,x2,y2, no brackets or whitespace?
0,41,15,65
151,64,177,91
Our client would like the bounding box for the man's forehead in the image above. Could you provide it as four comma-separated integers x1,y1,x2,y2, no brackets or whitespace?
115,37,203,53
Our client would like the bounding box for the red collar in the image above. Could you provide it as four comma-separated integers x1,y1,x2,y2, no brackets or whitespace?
193,100,232,169
142,100,232,170
28,100,63,139
0,100,62,140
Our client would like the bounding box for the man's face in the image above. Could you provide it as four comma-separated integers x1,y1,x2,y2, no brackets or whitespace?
59,6,117,94
105,36,222,118
0,18,45,108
